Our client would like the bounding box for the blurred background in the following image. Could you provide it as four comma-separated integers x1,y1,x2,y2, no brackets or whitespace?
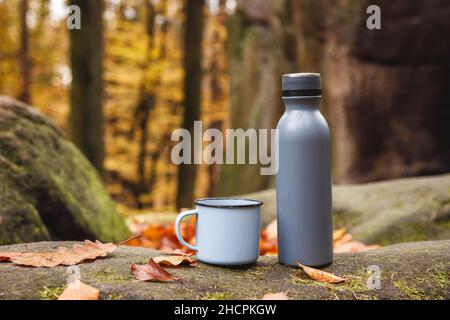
0,0,449,218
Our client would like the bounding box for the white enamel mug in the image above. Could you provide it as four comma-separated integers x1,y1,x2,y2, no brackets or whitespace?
175,198,263,266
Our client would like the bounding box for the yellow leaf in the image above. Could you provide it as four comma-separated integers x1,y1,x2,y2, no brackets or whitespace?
332,228,347,243
296,262,345,284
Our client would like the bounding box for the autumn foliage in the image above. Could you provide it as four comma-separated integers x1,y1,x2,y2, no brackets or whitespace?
125,218,377,256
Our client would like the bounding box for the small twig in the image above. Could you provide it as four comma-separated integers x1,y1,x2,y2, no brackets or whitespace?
116,234,142,246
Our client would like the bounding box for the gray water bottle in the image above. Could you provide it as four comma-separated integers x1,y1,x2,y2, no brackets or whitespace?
276,73,333,267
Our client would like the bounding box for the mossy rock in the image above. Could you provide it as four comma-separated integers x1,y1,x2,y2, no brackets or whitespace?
0,240,448,300
0,96,130,244
244,174,450,245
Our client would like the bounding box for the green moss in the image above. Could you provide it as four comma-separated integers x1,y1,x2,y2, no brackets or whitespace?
105,293,123,300
0,97,130,245
291,268,373,294
39,286,65,300
340,273,370,293
332,210,362,230
435,219,450,230
201,292,233,300
91,267,130,283
428,271,449,289
393,280,429,300
361,222,428,246
243,266,272,279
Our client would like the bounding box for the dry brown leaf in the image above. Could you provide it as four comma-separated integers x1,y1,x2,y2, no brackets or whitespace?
333,228,347,243
0,252,21,262
131,258,178,282
262,292,288,300
58,280,99,300
334,241,380,254
334,233,353,247
153,255,198,267
296,262,345,284
0,240,116,268
265,220,278,241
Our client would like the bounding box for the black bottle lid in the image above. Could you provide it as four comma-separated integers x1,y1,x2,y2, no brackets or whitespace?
282,73,322,97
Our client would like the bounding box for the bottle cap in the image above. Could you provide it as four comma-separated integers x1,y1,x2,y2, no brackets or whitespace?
282,73,322,97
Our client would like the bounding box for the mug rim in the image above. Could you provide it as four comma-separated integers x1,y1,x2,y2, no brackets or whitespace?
194,197,263,208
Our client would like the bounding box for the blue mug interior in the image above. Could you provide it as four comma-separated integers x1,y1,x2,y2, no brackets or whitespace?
194,198,263,208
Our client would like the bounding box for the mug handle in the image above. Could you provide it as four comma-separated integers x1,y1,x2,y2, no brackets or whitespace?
175,209,198,251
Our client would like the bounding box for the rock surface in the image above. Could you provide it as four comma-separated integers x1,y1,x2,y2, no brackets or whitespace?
0,96,130,244
245,174,450,245
0,240,448,300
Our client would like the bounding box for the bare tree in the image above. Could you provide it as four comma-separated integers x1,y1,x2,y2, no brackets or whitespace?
19,0,31,104
176,0,204,209
69,0,105,176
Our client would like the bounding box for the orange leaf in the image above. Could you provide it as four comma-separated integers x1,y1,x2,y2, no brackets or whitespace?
296,262,345,284
334,233,353,247
131,258,178,282
262,292,288,300
153,255,198,267
0,240,116,268
58,280,99,300
0,252,21,262
142,224,167,241
332,228,347,243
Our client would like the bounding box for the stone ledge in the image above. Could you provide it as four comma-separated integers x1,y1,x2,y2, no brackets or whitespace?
0,240,448,300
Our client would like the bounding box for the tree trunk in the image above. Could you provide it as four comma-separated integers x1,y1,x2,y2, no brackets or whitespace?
133,2,157,206
176,0,204,209
69,0,105,176
18,0,31,104
217,0,297,196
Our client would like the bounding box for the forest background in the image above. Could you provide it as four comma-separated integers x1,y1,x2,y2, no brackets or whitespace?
1,0,449,217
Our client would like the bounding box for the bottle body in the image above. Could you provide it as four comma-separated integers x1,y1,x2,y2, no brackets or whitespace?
276,96,333,267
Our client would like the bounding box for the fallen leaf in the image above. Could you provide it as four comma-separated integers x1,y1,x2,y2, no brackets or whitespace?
142,224,167,241
153,255,198,267
58,280,99,300
160,235,181,252
334,233,353,247
262,292,288,300
131,258,178,282
0,252,21,262
333,228,347,243
259,237,278,256
0,240,116,268
334,241,379,254
265,220,278,241
296,262,345,284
